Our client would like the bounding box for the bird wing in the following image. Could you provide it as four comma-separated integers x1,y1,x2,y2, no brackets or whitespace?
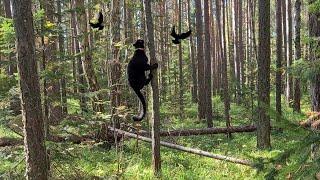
98,11,103,24
170,26,179,39
179,30,192,39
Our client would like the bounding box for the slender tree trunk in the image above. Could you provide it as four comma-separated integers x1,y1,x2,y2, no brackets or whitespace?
71,0,87,113
3,0,16,75
221,0,231,137
257,0,271,149
228,0,236,99
12,0,49,178
195,0,206,120
276,0,283,116
144,0,161,175
309,0,320,112
238,0,245,102
57,0,68,114
286,0,294,105
188,0,197,103
76,0,104,112
293,0,301,112
44,0,64,125
282,0,288,95
178,0,184,117
204,0,213,127
110,0,122,112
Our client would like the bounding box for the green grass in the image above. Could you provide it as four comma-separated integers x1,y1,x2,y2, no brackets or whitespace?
0,94,319,179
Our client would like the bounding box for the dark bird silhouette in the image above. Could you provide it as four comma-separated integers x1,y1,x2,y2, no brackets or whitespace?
170,26,192,44
89,11,104,30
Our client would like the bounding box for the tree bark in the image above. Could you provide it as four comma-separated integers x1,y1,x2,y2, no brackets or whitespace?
44,0,64,125
286,0,294,105
178,0,184,117
3,0,16,75
71,0,87,113
144,0,161,175
276,0,283,116
140,125,257,137
309,0,320,112
257,0,271,149
220,0,231,136
293,0,301,112
204,0,213,127
195,0,206,120
188,0,198,103
110,0,122,111
76,0,104,112
12,0,49,178
57,0,68,114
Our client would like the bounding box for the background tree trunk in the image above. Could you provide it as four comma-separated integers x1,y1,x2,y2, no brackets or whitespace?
76,0,104,112
188,0,198,103
195,0,205,120
3,0,16,75
276,0,283,116
257,0,271,149
293,0,301,112
204,0,213,127
144,0,161,175
286,0,294,105
45,0,64,125
12,0,49,178
309,0,320,112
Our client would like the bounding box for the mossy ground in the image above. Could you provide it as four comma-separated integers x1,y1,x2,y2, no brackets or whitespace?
0,94,319,179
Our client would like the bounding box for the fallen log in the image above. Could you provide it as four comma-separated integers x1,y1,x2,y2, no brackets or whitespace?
156,125,256,137
0,134,95,147
121,123,256,137
108,126,255,167
0,137,23,147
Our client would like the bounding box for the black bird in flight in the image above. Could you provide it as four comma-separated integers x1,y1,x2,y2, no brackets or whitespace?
89,11,104,30
170,26,192,44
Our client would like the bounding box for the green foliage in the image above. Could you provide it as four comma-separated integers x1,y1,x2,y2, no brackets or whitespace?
308,0,320,14
290,58,320,83
0,17,15,56
0,73,17,98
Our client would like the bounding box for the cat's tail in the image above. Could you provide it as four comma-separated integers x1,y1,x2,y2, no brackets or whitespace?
132,89,146,121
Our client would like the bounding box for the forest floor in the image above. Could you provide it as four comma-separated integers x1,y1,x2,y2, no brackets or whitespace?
0,94,319,179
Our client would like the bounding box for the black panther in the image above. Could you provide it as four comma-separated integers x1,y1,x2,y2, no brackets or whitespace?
127,39,158,121
89,11,104,30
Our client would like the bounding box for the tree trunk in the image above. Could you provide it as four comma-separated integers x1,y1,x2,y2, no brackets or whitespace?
110,0,122,112
57,0,68,114
286,0,294,105
3,0,16,75
293,0,301,112
238,0,245,103
76,0,104,112
178,0,184,117
220,0,231,136
276,0,283,116
257,0,271,149
188,0,198,103
144,0,161,175
195,0,206,120
204,0,213,127
71,0,87,113
282,0,288,96
12,0,49,178
309,0,320,112
44,0,64,125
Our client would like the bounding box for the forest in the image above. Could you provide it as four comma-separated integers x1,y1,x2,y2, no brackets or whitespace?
0,0,320,179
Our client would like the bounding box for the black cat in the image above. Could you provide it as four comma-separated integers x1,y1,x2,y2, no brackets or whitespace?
127,39,158,121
